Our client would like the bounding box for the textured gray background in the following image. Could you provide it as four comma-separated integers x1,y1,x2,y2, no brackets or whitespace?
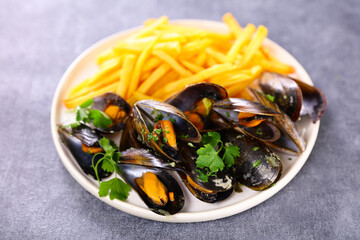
1,0,359,239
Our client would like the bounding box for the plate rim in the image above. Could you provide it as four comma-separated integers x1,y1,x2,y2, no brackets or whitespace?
51,19,320,223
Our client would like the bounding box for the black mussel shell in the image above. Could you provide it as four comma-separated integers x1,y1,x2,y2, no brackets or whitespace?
165,83,228,132
259,73,326,123
212,98,281,142
92,92,131,133
132,100,201,161
178,172,234,203
259,72,303,122
221,129,282,191
119,147,233,193
165,82,228,112
178,141,234,192
294,79,327,123
58,124,110,179
117,164,184,215
250,88,306,153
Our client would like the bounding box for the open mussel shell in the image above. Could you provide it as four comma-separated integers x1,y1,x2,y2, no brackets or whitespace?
294,79,327,123
92,92,131,133
57,124,110,179
117,164,184,215
165,83,228,110
212,98,281,142
165,83,229,132
132,100,201,161
259,72,303,122
221,129,282,191
259,73,326,123
178,172,234,203
119,147,233,193
250,88,306,154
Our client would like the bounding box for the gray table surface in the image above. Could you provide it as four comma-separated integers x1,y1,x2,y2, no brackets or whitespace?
1,0,359,239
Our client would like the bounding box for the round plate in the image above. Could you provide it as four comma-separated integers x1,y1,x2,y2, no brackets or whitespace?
51,20,319,222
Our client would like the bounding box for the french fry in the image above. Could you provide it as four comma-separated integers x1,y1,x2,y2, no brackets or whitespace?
127,36,161,98
152,50,192,76
64,14,295,108
137,63,171,94
68,57,122,99
142,57,162,72
226,23,256,63
64,82,118,109
153,63,233,99
206,47,227,63
180,59,204,73
241,25,268,67
131,16,168,39
117,54,136,98
223,13,242,37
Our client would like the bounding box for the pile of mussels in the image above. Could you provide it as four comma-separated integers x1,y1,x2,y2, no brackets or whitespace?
58,73,326,215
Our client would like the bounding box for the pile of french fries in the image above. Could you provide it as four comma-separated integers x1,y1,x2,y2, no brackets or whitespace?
63,13,294,109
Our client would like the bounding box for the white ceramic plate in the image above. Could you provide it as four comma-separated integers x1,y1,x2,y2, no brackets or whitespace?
51,20,319,223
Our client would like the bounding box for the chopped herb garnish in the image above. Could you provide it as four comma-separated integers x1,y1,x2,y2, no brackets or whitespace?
226,111,231,118
181,134,189,139
288,157,292,160
154,112,164,122
188,142,195,148
163,137,168,143
195,132,240,182
92,138,131,201
153,128,162,135
265,94,275,102
256,127,263,135
168,117,176,123
252,159,262,169
253,146,260,151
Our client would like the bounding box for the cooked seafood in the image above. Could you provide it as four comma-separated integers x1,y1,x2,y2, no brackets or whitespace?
92,92,131,132
58,124,111,179
221,129,282,190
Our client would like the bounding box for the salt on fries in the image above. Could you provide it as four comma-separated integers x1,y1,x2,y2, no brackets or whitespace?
63,13,295,109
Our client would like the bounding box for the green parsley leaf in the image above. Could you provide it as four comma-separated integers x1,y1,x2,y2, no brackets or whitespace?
89,109,113,129
226,111,231,117
253,146,260,151
181,134,189,139
168,117,176,123
79,99,94,108
265,94,275,102
201,132,221,147
222,145,240,168
252,159,262,169
101,156,114,172
76,107,90,122
153,128,162,135
196,144,224,172
98,178,131,201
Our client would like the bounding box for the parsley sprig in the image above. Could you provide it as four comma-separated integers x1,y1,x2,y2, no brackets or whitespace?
68,99,113,129
92,138,131,201
195,132,240,182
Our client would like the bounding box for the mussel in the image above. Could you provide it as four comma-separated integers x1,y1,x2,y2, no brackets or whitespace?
250,88,306,153
259,72,327,123
212,98,281,142
118,147,234,203
91,92,131,133
165,83,228,131
58,124,110,179
117,164,184,215
221,129,282,191
132,100,201,161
